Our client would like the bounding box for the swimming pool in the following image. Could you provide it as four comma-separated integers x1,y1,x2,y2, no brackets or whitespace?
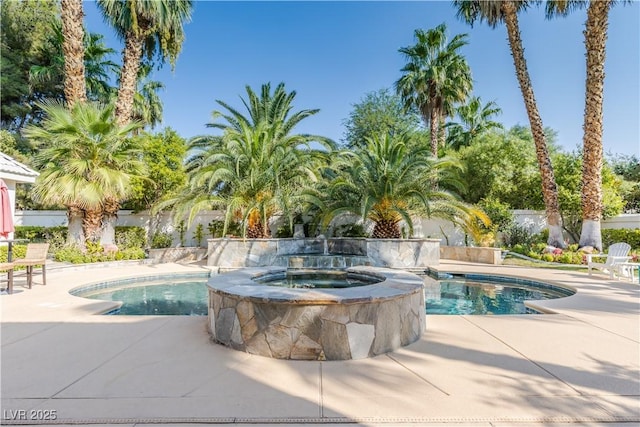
73,273,574,315
423,274,574,315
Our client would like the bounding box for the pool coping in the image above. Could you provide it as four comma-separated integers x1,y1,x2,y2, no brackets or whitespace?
207,266,424,305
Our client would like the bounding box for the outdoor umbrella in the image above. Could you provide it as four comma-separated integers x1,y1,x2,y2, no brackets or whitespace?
0,178,14,238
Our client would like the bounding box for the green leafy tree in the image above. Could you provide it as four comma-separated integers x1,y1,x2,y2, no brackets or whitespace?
342,88,422,148
396,23,473,157
456,127,543,209
319,132,486,238
166,83,333,238
553,151,624,243
1,0,60,130
608,153,640,213
454,0,565,248
125,128,187,212
24,101,145,246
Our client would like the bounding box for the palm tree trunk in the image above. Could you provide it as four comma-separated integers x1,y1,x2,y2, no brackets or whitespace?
115,32,144,126
372,220,401,239
578,0,612,252
100,196,119,246
502,1,564,248
438,114,447,151
83,207,103,243
60,0,87,107
429,107,439,157
66,204,85,247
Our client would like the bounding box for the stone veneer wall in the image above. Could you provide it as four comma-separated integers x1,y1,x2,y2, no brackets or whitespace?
207,238,440,269
439,246,502,265
207,267,426,360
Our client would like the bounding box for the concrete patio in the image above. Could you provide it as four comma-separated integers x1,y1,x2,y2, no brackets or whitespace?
1,261,638,426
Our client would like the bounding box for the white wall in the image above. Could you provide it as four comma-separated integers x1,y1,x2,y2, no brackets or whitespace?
14,210,226,247
14,210,640,247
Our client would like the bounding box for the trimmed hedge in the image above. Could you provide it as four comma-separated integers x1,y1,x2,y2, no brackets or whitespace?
602,228,640,251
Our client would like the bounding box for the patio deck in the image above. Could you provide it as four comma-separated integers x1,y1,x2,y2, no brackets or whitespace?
1,261,638,426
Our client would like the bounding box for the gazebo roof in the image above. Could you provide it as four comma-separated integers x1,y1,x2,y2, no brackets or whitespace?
0,152,39,183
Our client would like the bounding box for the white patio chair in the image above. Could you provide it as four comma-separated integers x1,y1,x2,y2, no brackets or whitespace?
586,242,632,280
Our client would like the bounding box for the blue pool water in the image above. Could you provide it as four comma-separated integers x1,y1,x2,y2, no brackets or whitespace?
423,276,573,315
76,274,573,315
79,279,208,315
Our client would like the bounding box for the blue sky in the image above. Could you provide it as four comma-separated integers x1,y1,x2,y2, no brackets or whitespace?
83,1,639,156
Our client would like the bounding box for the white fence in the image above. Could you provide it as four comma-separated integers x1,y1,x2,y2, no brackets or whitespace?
14,210,640,247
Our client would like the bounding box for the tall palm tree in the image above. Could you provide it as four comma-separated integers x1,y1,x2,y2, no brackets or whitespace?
24,101,145,245
546,0,623,250
96,0,192,126
60,0,86,107
396,23,473,157
131,62,164,130
30,26,118,103
83,33,119,102
454,0,565,248
446,96,503,150
166,83,334,238
320,132,487,238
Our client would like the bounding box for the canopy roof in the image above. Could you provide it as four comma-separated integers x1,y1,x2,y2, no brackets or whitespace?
0,152,39,183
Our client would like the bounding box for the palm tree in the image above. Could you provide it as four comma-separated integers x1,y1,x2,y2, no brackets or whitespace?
546,0,623,251
446,96,503,150
454,0,565,248
83,33,119,102
320,132,487,238
166,83,334,238
24,101,145,245
96,0,192,126
60,0,86,106
30,26,118,103
396,23,473,157
131,63,164,130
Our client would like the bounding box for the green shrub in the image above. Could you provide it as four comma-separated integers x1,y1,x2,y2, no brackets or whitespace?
0,245,27,263
115,226,146,249
526,251,541,260
14,226,45,241
556,253,575,264
151,232,173,249
53,245,145,263
541,253,554,262
602,228,640,251
503,223,534,247
194,224,205,246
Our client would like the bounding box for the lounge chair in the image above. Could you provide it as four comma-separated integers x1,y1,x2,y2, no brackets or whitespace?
13,243,49,288
586,242,632,280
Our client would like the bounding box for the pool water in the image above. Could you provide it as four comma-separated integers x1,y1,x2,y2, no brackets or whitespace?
81,279,207,315
424,277,572,315
257,271,381,289
78,275,573,316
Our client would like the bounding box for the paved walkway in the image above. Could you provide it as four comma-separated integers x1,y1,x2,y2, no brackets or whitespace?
1,261,638,426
